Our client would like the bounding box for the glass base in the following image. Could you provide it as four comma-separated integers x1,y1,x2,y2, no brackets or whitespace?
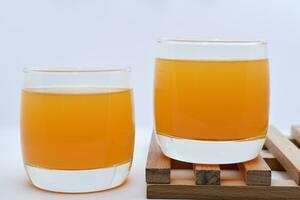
156,133,265,164
25,161,131,193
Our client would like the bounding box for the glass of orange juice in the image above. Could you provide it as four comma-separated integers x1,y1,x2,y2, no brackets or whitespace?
21,67,135,193
154,39,269,164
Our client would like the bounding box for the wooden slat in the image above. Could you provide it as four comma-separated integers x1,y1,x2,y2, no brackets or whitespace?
146,133,171,184
238,156,271,186
171,159,192,169
262,154,285,171
194,164,220,185
220,164,238,170
265,126,300,185
147,183,300,199
221,161,282,172
292,125,300,147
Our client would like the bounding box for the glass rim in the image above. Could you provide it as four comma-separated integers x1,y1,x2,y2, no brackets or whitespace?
23,66,131,73
157,38,267,45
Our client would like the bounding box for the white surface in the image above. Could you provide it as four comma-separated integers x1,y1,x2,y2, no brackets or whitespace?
0,127,152,200
157,134,265,164
157,40,268,60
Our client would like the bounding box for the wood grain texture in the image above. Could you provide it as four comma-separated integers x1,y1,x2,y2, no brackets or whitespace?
145,127,300,199
238,156,271,186
147,183,300,199
265,126,300,185
194,164,220,185
146,133,171,184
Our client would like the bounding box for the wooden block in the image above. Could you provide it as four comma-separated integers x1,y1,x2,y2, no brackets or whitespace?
220,164,238,170
194,164,220,185
238,156,271,186
221,170,245,186
147,183,300,199
265,126,300,185
171,159,192,169
146,133,171,184
292,125,300,147
261,153,285,171
260,150,285,171
263,155,285,171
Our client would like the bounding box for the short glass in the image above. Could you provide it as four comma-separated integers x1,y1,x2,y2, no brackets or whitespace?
154,39,269,164
21,67,134,193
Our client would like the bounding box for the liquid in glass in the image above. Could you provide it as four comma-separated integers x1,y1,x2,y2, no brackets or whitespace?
154,40,269,164
21,67,134,193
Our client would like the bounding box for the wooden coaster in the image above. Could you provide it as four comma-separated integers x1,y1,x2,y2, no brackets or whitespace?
146,126,300,199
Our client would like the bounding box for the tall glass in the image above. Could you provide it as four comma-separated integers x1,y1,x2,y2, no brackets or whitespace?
21,67,134,193
154,39,269,164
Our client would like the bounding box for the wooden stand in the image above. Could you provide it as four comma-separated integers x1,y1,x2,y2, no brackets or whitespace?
146,126,300,199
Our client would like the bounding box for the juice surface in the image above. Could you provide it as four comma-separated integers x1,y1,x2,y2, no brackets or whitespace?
154,59,269,141
21,87,134,170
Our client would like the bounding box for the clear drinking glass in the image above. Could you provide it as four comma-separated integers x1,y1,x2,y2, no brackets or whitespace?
21,67,134,193
154,39,269,164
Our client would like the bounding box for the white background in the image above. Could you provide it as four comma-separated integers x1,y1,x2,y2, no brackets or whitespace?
0,0,300,199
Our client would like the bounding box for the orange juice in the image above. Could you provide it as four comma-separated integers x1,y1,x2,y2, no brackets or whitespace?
21,87,134,170
154,58,269,141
